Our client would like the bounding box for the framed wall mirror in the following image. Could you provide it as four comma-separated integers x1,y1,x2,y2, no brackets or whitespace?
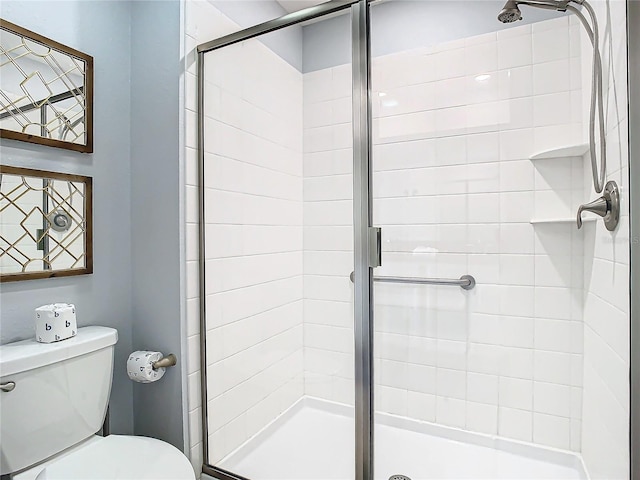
0,165,93,282
0,19,93,153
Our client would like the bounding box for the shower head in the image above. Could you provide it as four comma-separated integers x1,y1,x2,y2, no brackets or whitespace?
497,0,572,23
498,0,522,23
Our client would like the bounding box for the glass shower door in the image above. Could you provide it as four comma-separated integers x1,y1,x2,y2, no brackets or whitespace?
198,6,357,479
368,1,605,479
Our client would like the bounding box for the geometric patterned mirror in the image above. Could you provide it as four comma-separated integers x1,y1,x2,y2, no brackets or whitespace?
0,19,93,153
0,165,92,282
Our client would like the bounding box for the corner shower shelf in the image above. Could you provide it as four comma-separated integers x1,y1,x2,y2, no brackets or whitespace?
529,217,597,225
529,144,589,160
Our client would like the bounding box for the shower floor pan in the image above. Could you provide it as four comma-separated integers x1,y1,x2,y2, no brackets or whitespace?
218,397,587,480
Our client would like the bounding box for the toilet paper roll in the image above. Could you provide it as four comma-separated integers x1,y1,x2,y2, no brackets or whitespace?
35,303,77,343
127,351,166,383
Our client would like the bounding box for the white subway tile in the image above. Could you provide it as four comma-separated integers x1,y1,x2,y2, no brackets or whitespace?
498,34,533,70
533,413,571,449
465,42,498,76
534,381,572,417
436,396,466,428
466,402,498,434
436,340,467,371
377,385,407,416
379,359,409,390
434,48,466,80
468,193,501,223
501,347,534,379
532,27,570,64
408,391,437,422
468,343,502,376
304,100,333,128
435,135,467,166
500,131,534,167
467,372,499,405
468,164,501,193
534,287,573,320
498,65,533,100
534,350,573,385
534,318,575,353
406,364,437,395
407,336,438,366
437,368,467,399
533,59,571,95
467,132,500,164
500,377,533,410
499,407,532,441
533,92,572,126
500,285,534,317
467,73,500,105
501,316,534,348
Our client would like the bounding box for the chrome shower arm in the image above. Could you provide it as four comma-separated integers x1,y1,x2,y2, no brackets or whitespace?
516,0,571,12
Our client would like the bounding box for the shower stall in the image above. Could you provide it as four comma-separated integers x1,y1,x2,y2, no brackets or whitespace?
187,0,633,478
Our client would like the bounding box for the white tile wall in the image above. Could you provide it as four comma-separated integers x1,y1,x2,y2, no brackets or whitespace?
201,36,304,465
579,0,630,478
184,0,304,469
302,62,355,406
185,3,630,476
303,17,590,453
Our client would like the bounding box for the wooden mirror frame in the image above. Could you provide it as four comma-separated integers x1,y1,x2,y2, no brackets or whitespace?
0,19,94,153
0,165,93,282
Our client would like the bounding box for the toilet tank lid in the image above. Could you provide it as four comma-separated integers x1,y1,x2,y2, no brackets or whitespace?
0,326,118,377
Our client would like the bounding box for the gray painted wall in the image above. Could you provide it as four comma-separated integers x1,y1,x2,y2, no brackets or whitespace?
130,0,185,451
0,0,188,451
303,0,566,72
0,0,134,435
210,0,304,70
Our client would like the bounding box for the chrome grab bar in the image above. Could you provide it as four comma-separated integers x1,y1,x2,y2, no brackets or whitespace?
349,272,476,290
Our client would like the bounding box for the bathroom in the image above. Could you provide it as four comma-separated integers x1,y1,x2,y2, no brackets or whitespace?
0,0,637,479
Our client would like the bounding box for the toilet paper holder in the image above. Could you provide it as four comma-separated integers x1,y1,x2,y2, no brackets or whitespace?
152,354,177,370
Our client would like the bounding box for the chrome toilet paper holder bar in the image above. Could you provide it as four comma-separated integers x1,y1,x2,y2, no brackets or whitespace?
152,354,177,370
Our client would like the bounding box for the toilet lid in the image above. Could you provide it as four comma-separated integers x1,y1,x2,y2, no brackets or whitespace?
36,435,195,480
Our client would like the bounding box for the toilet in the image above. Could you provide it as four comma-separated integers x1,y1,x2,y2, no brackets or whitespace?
0,326,195,480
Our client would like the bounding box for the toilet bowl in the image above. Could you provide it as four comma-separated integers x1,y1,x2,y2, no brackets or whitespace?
0,327,194,480
13,435,194,480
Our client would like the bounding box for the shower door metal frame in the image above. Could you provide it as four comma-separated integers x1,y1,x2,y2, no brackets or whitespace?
196,2,374,479
629,0,639,478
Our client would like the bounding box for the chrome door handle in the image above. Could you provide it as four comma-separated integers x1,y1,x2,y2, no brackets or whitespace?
577,180,620,231
1,381,15,392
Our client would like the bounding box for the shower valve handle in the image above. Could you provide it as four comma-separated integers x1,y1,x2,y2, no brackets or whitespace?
576,180,620,231
577,197,608,228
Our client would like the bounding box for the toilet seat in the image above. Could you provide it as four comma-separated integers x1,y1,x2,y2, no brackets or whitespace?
34,435,195,480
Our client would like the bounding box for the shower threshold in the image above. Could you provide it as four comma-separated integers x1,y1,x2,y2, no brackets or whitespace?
218,397,587,480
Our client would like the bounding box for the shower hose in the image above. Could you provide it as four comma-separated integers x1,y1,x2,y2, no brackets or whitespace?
568,0,607,194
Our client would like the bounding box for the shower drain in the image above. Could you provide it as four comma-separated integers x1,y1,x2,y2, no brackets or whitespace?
389,476,412,480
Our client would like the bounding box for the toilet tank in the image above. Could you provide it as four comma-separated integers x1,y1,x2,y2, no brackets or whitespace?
0,326,118,475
